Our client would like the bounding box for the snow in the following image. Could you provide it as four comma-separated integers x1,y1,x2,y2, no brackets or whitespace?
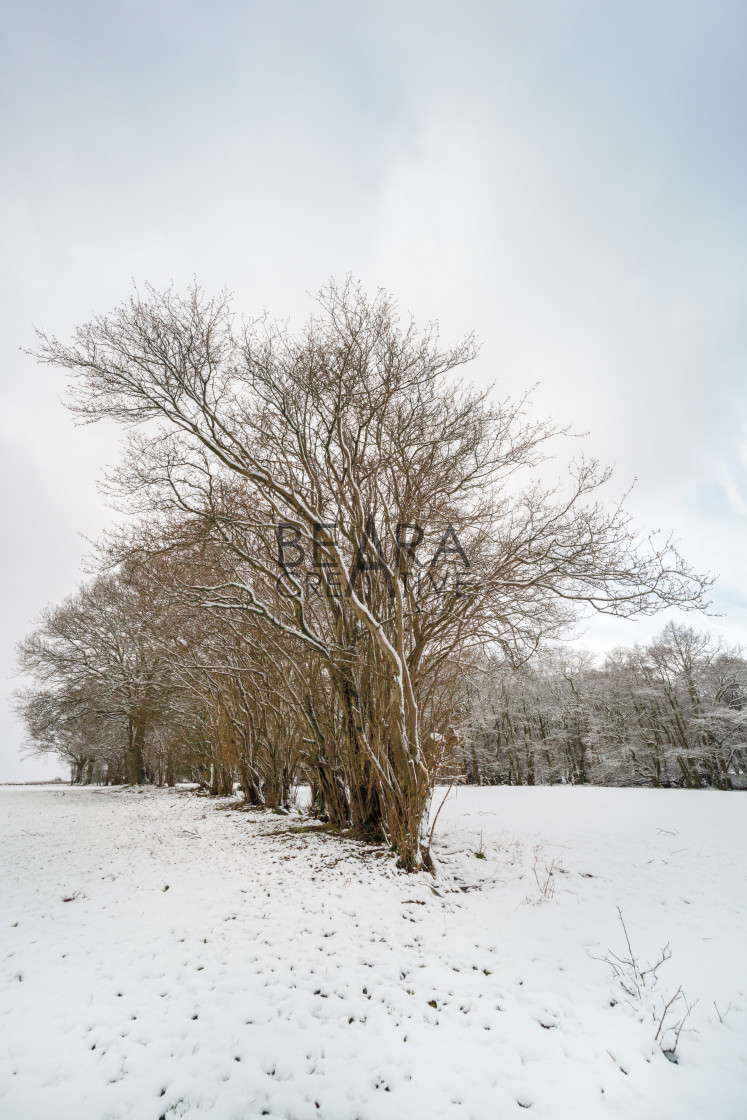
0,785,745,1119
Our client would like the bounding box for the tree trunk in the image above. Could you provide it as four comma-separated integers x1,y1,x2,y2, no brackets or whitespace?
127,717,148,784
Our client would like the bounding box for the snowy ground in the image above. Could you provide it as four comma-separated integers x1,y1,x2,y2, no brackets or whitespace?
0,785,745,1120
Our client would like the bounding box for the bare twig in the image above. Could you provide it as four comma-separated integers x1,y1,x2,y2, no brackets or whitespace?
655,986,682,1041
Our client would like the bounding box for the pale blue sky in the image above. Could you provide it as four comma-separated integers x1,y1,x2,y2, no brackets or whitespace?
2,1,746,777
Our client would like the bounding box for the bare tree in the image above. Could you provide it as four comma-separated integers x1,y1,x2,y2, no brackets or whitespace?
30,279,711,867
15,570,186,785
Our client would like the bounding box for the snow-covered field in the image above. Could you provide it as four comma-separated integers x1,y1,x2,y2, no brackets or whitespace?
0,785,745,1120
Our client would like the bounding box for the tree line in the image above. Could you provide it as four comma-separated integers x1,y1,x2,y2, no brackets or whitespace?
15,280,713,868
464,623,747,789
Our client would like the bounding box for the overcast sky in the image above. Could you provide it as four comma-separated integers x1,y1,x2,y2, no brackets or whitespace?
2,0,746,779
